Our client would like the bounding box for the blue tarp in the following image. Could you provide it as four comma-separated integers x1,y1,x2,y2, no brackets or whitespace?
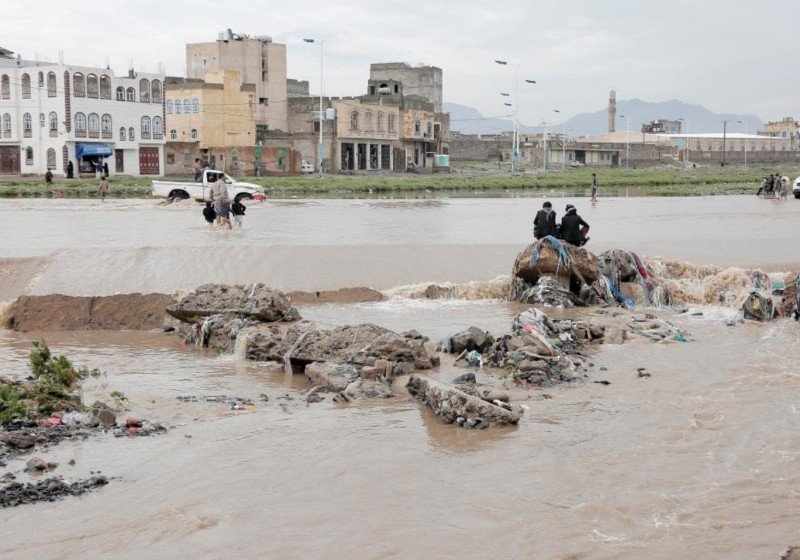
75,143,113,159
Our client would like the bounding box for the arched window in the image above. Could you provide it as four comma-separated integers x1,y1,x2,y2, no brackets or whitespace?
48,111,58,134
183,99,190,113
73,73,86,97
388,114,396,133
74,112,87,136
151,79,162,103
426,120,432,135
46,148,56,169
2,113,10,136
153,116,163,138
23,113,32,137
1,75,10,99
100,75,111,99
21,74,31,99
25,147,33,165
141,116,151,138
86,74,98,98
365,111,373,132
116,86,125,101
166,100,173,114
174,100,181,114
414,119,421,135
170,129,177,140
101,114,112,138
128,127,135,141
39,113,45,127
88,113,99,137
193,98,199,113
47,72,57,97
126,87,135,102
139,78,150,102
377,113,384,132
37,72,44,88
191,129,198,140
350,110,359,130
120,127,126,141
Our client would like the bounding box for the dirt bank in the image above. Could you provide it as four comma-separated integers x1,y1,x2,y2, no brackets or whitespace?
9,293,175,332
287,287,384,305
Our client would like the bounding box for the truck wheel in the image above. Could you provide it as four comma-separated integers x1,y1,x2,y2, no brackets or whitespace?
169,190,190,200
235,193,253,203
795,192,800,199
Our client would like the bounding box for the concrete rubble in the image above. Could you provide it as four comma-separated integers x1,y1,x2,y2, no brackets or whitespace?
167,283,302,323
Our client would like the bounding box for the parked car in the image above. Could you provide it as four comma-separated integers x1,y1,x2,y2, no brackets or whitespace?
570,161,585,168
151,170,265,202
794,176,800,199
301,160,315,174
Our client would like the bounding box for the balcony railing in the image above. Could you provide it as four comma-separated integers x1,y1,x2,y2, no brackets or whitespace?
74,91,86,98
141,95,150,103
153,133,163,139
75,130,86,138
152,97,162,104
100,93,111,100
89,131,99,138
49,129,57,137
22,92,30,99
1,93,9,100
87,92,98,99
24,130,32,138
2,131,10,138
48,90,56,98
102,131,112,139
141,132,151,139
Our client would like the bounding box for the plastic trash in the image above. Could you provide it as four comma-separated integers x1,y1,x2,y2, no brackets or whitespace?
61,411,94,427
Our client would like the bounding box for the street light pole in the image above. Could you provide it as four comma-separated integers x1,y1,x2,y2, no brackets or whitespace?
738,120,748,167
495,61,535,174
722,120,729,166
554,109,565,170
620,115,630,169
304,38,324,177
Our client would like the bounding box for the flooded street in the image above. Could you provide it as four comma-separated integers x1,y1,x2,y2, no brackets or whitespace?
1,196,800,559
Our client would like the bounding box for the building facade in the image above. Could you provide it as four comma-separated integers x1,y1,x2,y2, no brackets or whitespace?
642,119,681,134
0,60,165,176
335,99,401,171
369,63,443,112
763,117,800,141
186,31,288,136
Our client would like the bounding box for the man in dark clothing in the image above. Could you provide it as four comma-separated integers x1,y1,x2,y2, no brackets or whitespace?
560,204,590,246
202,202,216,225
103,162,109,178
66,161,74,179
533,201,557,240
45,170,53,185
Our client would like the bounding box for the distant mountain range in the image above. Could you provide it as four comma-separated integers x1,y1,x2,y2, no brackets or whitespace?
445,99,764,137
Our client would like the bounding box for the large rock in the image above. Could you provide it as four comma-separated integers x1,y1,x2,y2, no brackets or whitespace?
444,327,493,354
236,327,283,361
10,294,175,332
167,284,301,323
278,323,433,370
513,241,598,286
180,315,261,351
407,376,521,428
305,362,360,392
784,272,799,316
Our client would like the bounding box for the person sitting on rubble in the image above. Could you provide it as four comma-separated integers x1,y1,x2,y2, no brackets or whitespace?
533,201,557,240
560,204,590,247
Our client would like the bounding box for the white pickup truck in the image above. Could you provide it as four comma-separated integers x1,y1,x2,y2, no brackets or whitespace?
151,170,266,203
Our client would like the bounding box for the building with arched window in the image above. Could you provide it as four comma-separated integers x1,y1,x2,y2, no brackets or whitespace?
0,60,165,176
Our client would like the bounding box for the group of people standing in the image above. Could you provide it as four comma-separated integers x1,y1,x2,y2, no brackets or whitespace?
757,173,790,200
202,173,245,229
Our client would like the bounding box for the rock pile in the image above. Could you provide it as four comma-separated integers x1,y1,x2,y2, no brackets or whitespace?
0,476,108,508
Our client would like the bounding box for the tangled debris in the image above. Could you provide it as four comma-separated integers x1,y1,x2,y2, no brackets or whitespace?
0,476,108,508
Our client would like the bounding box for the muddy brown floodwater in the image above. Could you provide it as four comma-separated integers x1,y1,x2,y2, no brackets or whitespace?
1,196,800,559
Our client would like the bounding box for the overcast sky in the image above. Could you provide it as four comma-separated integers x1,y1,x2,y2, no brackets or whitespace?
4,0,799,126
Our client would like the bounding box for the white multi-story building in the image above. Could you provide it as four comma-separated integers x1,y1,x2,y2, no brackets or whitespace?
0,59,165,176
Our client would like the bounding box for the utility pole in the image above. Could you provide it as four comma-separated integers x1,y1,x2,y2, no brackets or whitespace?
304,38,325,177
737,120,748,167
722,119,729,166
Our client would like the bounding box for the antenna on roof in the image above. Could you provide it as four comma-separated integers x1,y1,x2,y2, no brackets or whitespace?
106,56,110,69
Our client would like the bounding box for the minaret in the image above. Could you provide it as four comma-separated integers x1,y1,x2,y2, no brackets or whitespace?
608,89,617,133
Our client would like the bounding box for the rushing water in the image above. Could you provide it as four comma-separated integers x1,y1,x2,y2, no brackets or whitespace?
1,196,799,559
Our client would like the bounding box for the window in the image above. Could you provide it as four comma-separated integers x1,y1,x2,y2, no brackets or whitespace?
377,113,384,132
23,113,32,136
120,127,126,141
191,59,197,69
2,113,10,135
86,74,98,98
261,56,267,81
1,75,9,99
100,75,111,99
166,100,173,114
141,116,151,138
75,112,87,135
174,100,181,114
201,58,207,68
193,98,199,113
183,99,190,113
191,128,198,140
365,111,373,132
39,113,45,127
126,87,135,102
153,116,163,138
49,111,58,133
128,127,135,141
46,148,56,169
170,129,177,140
73,73,86,97
259,98,268,106
37,72,44,88
116,86,125,101
21,74,30,99
88,113,99,138
47,72,57,97
25,147,33,165
414,119,421,135
350,110,359,130
388,114,395,133
426,120,432,135
151,79,162,103
101,114,112,138
139,78,150,102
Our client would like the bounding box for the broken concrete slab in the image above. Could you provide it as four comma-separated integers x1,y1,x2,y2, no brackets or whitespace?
167,283,301,323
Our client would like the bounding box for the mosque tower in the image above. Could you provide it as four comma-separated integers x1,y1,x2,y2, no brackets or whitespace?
608,89,617,133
